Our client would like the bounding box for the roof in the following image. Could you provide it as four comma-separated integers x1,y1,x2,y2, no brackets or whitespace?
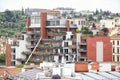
0,68,21,77
16,68,42,80
110,33,120,39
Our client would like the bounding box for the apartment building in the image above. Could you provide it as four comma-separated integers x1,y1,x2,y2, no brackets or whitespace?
6,9,112,66
100,18,120,29
6,10,77,66
110,33,120,62
6,33,29,66
68,18,86,29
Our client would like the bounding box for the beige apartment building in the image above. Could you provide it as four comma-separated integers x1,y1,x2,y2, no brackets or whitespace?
111,33,120,62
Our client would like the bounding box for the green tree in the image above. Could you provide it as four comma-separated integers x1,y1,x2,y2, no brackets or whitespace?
80,27,93,35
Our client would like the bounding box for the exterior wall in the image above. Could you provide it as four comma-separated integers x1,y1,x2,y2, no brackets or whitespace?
66,20,70,31
15,34,29,65
100,18,120,29
87,36,112,62
69,18,86,29
111,39,120,62
6,43,12,66
40,12,47,39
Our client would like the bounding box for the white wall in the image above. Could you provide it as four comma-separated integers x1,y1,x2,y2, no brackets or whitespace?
96,42,103,62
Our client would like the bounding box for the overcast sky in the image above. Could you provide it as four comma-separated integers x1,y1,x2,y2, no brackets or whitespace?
0,0,120,13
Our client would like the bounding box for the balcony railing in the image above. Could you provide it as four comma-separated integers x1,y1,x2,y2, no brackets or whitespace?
79,41,87,45
27,31,40,35
26,37,39,41
26,44,36,48
79,48,87,52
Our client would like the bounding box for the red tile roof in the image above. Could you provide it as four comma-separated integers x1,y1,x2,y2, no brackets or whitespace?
0,68,22,77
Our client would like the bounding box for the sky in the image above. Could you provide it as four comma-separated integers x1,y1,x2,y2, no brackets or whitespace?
0,0,120,13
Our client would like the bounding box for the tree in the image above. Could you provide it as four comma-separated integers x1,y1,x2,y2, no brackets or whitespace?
80,27,93,35
88,15,94,21
101,28,109,36
0,54,5,63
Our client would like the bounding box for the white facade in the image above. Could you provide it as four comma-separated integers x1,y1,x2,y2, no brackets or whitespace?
100,18,120,29
8,33,30,65
111,38,120,62
80,10,94,15
69,18,86,29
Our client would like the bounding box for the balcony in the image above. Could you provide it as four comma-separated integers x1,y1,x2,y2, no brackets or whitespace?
69,45,76,49
26,37,39,41
79,41,87,45
27,31,40,35
41,39,62,42
79,48,87,52
26,44,36,48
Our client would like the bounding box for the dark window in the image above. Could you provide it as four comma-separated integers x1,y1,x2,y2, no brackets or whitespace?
66,56,68,60
55,49,58,53
117,41,119,45
117,48,119,53
112,55,115,61
22,35,24,40
113,48,115,53
12,48,16,53
78,21,80,25
64,42,68,47
71,21,73,24
60,49,63,53
13,55,16,60
12,61,15,66
117,56,119,61
64,49,68,54
63,36,66,40
113,41,115,45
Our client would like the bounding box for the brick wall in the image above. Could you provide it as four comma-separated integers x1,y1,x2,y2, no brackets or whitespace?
87,36,112,62
5,43,12,66
40,12,47,39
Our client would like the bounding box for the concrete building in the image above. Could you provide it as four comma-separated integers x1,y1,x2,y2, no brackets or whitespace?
6,10,77,66
80,10,94,16
100,18,120,29
68,18,86,29
110,33,120,62
6,33,29,66
6,9,112,66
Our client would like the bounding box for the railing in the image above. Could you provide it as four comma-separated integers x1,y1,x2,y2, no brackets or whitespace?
79,48,87,52
26,37,39,41
27,31,40,35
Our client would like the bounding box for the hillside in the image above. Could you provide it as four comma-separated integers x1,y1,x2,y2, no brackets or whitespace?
0,10,26,37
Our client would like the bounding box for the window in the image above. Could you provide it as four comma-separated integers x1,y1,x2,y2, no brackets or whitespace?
12,61,15,66
60,49,63,53
117,41,119,45
112,55,115,61
113,48,115,53
113,41,115,45
64,49,68,54
63,36,66,40
78,21,80,25
117,48,119,53
117,56,119,61
13,55,16,60
31,16,40,24
71,21,73,24
64,42,68,47
55,49,58,53
12,48,16,53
